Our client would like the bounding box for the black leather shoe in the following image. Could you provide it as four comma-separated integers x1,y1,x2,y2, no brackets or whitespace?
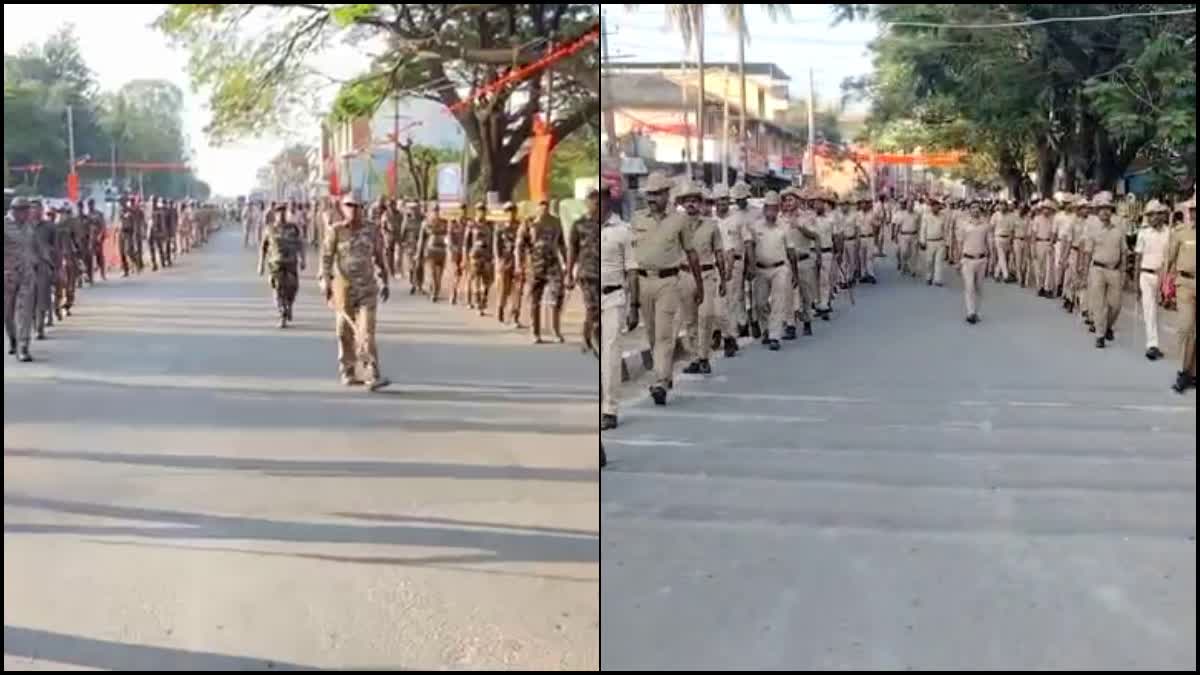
966,314,978,324
802,322,812,336
750,321,761,339
723,337,738,358
1146,347,1161,361
1095,337,1105,349
819,310,830,321
650,385,667,405
7,341,15,355
738,323,750,338
1087,323,1096,333
768,339,781,351
698,359,712,375
1104,329,1114,341
600,414,618,430
682,361,702,374
600,443,607,468
783,325,797,341
761,331,771,345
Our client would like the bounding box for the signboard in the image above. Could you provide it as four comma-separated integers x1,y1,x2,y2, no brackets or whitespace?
436,164,463,205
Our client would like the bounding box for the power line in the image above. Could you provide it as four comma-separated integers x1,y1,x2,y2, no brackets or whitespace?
883,7,1195,30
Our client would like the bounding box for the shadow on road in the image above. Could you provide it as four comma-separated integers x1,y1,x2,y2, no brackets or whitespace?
3,625,319,671
5,448,595,483
4,494,599,565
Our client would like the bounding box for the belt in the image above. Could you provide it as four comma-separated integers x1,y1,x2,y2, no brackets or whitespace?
795,254,810,262
1181,271,1195,280
699,263,717,272
900,231,918,236
1140,268,1159,276
820,247,834,253
636,267,679,278
925,238,943,242
1092,261,1120,271
728,254,743,261
757,261,785,269
997,234,1011,239
1037,237,1052,242
844,235,858,240
602,284,623,295
963,253,985,260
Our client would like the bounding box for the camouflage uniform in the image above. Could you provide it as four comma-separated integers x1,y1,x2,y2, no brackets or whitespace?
32,215,58,336
86,207,107,281
55,211,80,316
260,216,306,326
320,203,390,387
382,205,404,279
568,208,601,353
417,212,449,302
149,200,168,271
493,210,521,324
448,216,467,304
4,204,37,359
520,209,567,341
400,206,423,292
119,203,139,275
464,212,495,315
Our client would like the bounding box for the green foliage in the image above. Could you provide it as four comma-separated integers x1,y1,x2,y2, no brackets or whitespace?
550,128,599,199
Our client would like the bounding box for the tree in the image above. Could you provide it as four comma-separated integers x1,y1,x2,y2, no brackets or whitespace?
156,4,600,200
549,127,600,198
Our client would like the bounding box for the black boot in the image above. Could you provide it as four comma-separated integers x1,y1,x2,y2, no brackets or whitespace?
682,360,702,374
600,443,607,468
1104,329,1114,341
1095,337,1105,348
750,321,761,339
761,330,771,345
7,340,16,355
802,321,812,336
600,414,618,430
698,359,712,375
738,323,749,338
1171,371,1191,394
18,345,33,362
783,325,797,341
768,339,781,351
1146,347,1162,361
724,337,738,357
650,385,667,406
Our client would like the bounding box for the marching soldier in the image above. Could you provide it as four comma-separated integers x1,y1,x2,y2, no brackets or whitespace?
991,200,1017,283
893,197,920,277
1031,199,1057,296
856,194,878,284
1012,200,1031,287
84,199,107,283
31,200,57,338
678,182,725,373
4,197,38,361
520,198,568,344
723,182,755,339
55,205,81,318
918,197,949,286
493,202,522,324
148,197,168,271
259,203,307,328
417,203,449,302
448,209,468,305
1085,192,1125,348
567,189,601,353
745,191,798,351
400,200,424,293
627,172,703,405
319,193,391,390
1135,199,1171,361
600,187,632,429
1164,195,1196,393
811,191,839,319
465,201,497,317
959,201,993,324
784,187,817,337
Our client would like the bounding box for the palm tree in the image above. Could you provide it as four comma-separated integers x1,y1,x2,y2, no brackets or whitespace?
627,4,791,181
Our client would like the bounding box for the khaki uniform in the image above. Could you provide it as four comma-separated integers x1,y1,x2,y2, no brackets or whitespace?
1086,222,1126,336
959,217,992,317
856,208,876,279
787,210,818,323
919,211,949,285
1031,214,1056,292
813,212,837,311
631,208,693,388
839,209,860,281
1164,223,1196,378
991,211,1018,280
1011,213,1030,286
1135,225,1170,350
1052,210,1076,293
894,209,920,276
719,208,754,335
745,217,793,339
601,216,633,417
320,219,389,382
680,215,723,360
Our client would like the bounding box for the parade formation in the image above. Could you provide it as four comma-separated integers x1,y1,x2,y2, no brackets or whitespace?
4,194,222,363
600,175,1198,446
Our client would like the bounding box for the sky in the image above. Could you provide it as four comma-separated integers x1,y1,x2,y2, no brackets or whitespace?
604,4,877,112
2,3,370,197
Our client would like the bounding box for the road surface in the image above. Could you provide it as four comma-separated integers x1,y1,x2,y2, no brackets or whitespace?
4,225,599,670
602,258,1195,670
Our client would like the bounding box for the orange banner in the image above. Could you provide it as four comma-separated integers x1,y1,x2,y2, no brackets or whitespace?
528,116,553,202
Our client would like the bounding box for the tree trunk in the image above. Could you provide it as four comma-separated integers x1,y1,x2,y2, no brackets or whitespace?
1094,127,1122,193
1035,137,1059,199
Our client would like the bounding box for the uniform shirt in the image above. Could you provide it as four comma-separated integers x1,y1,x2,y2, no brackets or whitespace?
601,214,634,287
960,217,993,256
919,212,949,243
1011,214,1030,241
788,210,816,255
856,210,875,238
1032,215,1055,241
493,221,521,268
263,222,304,267
1135,226,1170,272
721,208,756,253
3,216,36,273
1165,225,1196,278
894,210,919,235
1053,211,1075,243
744,217,792,265
630,208,692,271
812,212,836,250
467,219,497,262
688,216,723,266
524,215,566,277
1087,222,1125,267
320,220,388,303
991,212,1017,237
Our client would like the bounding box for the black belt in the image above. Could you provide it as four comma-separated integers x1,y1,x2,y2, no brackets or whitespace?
1036,237,1052,242
699,263,717,272
757,261,785,269
602,285,623,295
845,235,858,240
637,267,678,278
899,231,918,236
997,234,1011,239
819,247,834,253
1140,269,1159,276
1092,261,1120,271
795,254,810,262
1181,271,1195,280
963,253,985,260
925,238,943,242
728,254,743,261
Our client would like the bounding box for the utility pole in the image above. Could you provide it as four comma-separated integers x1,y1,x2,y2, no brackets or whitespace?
67,105,77,200
722,65,730,187
392,94,400,199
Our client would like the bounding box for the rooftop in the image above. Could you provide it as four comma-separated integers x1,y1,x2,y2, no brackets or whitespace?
610,61,792,82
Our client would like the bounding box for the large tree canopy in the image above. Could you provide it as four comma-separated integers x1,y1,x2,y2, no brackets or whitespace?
4,25,209,199
835,4,1196,198
156,3,601,200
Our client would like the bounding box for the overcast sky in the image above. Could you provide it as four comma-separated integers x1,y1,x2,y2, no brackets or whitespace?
3,3,369,196
604,4,877,111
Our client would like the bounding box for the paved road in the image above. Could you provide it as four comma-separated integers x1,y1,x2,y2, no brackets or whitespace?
4,226,598,671
602,257,1196,670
